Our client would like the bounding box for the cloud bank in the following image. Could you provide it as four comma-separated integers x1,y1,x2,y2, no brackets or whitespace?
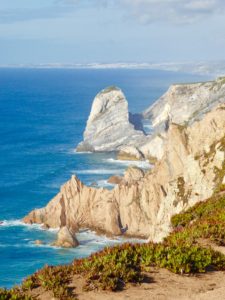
0,0,225,25
120,0,225,24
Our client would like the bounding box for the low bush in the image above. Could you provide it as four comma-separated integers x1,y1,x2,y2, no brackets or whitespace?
0,288,33,300
22,265,74,299
2,195,225,296
73,243,142,291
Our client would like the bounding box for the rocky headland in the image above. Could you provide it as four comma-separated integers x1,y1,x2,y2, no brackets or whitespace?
23,77,225,242
3,76,225,300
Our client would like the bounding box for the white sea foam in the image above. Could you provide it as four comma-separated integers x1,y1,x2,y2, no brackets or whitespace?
104,158,151,169
0,219,58,232
69,149,92,155
72,169,124,175
96,180,115,188
1,219,25,227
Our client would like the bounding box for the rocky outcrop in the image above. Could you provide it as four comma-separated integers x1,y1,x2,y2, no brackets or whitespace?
107,175,123,185
76,86,147,152
52,226,79,248
24,103,225,241
143,76,225,129
77,78,225,162
76,86,167,161
117,146,145,161
34,240,44,245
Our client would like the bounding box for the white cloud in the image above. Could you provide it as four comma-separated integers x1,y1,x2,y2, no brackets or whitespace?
120,0,225,24
1,0,225,25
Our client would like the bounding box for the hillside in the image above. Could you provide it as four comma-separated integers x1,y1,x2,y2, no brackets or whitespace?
2,192,225,299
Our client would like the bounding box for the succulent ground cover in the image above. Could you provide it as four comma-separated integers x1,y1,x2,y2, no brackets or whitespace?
1,193,225,299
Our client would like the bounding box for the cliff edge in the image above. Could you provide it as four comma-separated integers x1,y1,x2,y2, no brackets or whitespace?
24,101,225,241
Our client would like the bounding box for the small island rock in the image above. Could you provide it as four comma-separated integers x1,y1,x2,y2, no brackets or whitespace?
52,226,79,248
34,240,44,245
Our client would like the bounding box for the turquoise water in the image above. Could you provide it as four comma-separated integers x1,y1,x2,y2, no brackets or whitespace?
0,68,210,287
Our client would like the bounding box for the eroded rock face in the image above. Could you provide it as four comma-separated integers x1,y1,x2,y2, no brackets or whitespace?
143,77,225,130
76,86,146,152
52,226,79,248
117,146,145,161
24,104,225,241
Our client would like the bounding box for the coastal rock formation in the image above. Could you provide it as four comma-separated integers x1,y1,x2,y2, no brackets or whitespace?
77,78,225,162
107,175,123,185
143,76,225,129
34,240,44,245
24,103,225,241
52,226,79,248
76,86,146,152
117,146,145,161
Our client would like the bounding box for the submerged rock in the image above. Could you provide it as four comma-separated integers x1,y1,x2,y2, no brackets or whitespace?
52,226,79,248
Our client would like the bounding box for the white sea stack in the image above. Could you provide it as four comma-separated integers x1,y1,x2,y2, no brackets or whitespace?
76,86,146,152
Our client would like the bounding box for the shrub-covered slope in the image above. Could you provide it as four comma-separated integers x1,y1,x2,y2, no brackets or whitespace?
1,193,225,299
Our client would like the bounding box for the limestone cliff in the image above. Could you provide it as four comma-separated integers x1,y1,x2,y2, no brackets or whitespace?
77,77,225,162
76,86,146,152
24,103,225,241
143,76,225,129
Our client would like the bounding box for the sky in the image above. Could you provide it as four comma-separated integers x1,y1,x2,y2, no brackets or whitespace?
0,0,225,64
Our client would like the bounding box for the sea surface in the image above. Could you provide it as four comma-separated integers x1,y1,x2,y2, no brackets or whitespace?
0,68,210,288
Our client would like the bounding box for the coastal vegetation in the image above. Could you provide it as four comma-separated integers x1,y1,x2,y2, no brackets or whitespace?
1,193,225,299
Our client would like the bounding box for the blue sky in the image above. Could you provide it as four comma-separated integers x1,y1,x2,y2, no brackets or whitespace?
0,0,225,64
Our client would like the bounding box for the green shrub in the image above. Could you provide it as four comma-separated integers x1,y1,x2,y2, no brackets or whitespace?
2,195,225,296
0,288,33,300
22,265,74,299
74,243,142,291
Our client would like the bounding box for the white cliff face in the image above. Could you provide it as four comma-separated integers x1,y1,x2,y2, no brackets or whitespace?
143,77,225,129
76,86,167,161
24,104,225,241
76,86,146,152
77,78,225,163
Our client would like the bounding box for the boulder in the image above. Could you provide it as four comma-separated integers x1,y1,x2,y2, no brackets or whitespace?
107,175,123,185
34,240,44,245
52,226,79,248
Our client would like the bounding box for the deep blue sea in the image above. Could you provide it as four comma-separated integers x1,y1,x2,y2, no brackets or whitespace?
0,68,210,287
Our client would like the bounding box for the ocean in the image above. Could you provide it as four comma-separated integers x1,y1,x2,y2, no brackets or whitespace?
0,68,210,288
